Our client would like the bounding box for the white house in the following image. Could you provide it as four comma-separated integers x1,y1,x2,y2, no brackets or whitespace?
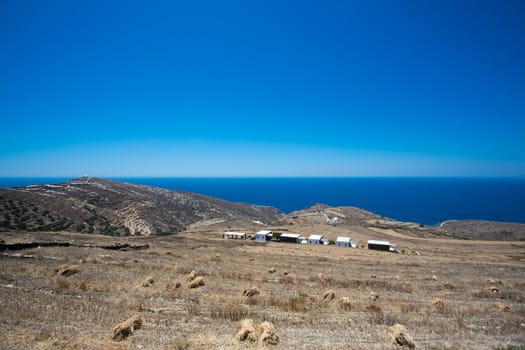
367,239,397,252
255,230,273,242
308,234,324,245
336,236,351,247
223,231,246,240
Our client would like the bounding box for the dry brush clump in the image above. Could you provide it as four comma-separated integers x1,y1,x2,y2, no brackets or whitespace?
432,297,445,313
258,321,279,345
491,302,510,313
338,297,354,311
141,276,154,287
235,319,279,345
235,319,257,342
188,276,205,289
322,290,336,301
243,286,260,298
112,315,143,341
365,291,382,312
387,323,416,349
185,270,205,288
54,264,81,277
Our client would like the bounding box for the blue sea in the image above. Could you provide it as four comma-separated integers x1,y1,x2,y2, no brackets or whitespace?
1,177,525,226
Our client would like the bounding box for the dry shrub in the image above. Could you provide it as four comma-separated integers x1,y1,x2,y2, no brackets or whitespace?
258,321,279,345
487,278,503,285
235,319,279,345
235,319,257,342
112,315,143,341
323,290,336,301
338,297,354,311
442,283,455,290
365,291,381,312
141,276,154,287
432,297,445,313
387,323,416,349
487,285,500,294
186,270,198,282
368,291,379,302
55,264,80,277
167,281,182,290
243,287,260,298
188,277,205,289
283,271,289,276
491,302,510,313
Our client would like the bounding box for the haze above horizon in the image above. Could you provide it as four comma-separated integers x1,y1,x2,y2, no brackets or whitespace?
1,1,524,177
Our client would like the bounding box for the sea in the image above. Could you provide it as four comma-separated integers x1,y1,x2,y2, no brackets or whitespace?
1,177,525,226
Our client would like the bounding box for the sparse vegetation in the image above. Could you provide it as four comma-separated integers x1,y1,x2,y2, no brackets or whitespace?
0,180,524,349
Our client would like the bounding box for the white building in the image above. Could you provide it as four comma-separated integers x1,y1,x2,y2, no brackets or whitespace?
255,230,273,242
223,231,246,240
308,234,324,245
336,237,358,247
336,236,351,247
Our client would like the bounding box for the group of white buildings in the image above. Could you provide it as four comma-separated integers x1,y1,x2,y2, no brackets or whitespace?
223,230,397,252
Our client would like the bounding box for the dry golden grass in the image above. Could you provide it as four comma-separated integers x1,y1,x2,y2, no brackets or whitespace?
1,227,524,349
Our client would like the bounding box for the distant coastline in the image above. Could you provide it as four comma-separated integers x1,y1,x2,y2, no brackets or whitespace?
1,177,525,226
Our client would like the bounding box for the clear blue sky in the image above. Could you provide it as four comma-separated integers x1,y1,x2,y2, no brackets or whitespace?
1,0,524,177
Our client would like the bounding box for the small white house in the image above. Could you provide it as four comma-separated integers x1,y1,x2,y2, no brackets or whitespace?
308,234,324,245
223,231,246,240
367,239,397,252
336,236,351,247
255,230,273,242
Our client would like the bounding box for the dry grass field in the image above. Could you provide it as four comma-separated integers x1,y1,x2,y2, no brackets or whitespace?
1,222,524,349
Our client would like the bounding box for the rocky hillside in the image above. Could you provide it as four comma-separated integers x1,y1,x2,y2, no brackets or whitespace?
439,220,525,241
277,203,383,226
0,177,283,236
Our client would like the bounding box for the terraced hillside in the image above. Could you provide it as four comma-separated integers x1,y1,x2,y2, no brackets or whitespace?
0,177,283,236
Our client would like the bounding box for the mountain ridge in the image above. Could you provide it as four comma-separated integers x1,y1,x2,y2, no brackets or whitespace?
1,177,524,241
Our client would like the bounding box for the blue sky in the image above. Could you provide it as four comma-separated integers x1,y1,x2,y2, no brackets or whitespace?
1,0,524,177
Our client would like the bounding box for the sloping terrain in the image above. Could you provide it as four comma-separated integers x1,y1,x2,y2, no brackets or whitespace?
439,220,525,241
0,230,523,349
0,177,283,236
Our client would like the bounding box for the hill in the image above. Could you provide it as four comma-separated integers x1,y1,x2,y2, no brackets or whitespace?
0,177,283,235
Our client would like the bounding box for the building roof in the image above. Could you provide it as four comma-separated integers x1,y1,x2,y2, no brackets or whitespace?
367,239,391,245
280,233,301,239
256,230,272,235
308,234,323,240
224,231,245,236
336,236,351,243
